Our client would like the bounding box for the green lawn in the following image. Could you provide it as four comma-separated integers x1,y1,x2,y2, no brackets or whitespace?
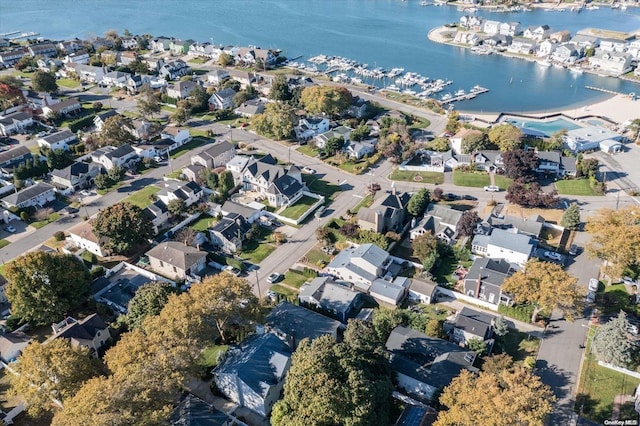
576,328,640,423
494,175,513,189
31,213,61,229
453,171,490,187
122,186,160,209
493,330,541,362
389,170,444,184
188,57,207,64
303,246,331,267
352,194,374,214
597,284,640,317
57,78,80,88
197,345,228,369
297,144,319,158
169,138,207,159
97,181,123,195
302,175,342,200
0,240,9,249
240,228,276,264
283,270,312,289
555,179,601,196
270,284,297,297
279,196,318,220
190,214,217,232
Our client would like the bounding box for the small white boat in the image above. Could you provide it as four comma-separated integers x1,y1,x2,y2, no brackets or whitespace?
454,89,465,97
420,1,429,6
537,59,551,67
441,93,453,101
570,67,584,74
621,4,628,10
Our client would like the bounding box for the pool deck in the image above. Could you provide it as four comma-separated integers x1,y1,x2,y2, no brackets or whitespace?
464,94,638,127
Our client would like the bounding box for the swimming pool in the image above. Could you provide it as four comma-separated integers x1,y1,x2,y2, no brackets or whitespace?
504,118,582,137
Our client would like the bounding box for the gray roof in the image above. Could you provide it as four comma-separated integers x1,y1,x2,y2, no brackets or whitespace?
170,393,230,426
146,241,207,271
47,314,108,346
95,109,119,122
0,331,30,361
425,203,464,227
326,244,389,283
221,200,260,219
211,213,250,243
370,278,407,304
299,276,360,317
196,141,234,160
488,214,544,238
51,161,96,180
215,87,236,100
3,182,54,206
265,302,342,346
386,326,477,392
561,156,577,172
455,307,495,339
488,228,535,256
536,151,561,163
214,333,291,398
566,126,622,144
270,174,303,198
0,146,31,166
104,144,136,159
465,257,513,290
409,278,438,298
40,129,76,144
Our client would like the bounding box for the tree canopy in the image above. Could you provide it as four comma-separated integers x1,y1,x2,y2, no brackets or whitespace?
324,136,344,156
136,85,161,118
11,340,99,417
31,71,58,93
593,311,638,368
0,76,24,112
488,123,523,152
93,202,153,255
252,102,296,140
506,179,558,208
124,281,176,330
561,202,581,230
586,206,640,279
269,74,291,101
436,356,554,426
457,210,479,237
300,85,352,117
407,189,430,217
272,320,393,426
5,252,91,325
461,131,488,154
99,115,136,146
501,149,538,181
412,232,439,271
376,121,413,163
502,259,583,323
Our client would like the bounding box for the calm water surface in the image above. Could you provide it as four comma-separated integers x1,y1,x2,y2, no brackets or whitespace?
2,0,640,112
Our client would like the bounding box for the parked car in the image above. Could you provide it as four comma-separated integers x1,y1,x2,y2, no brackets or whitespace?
543,251,562,262
588,278,599,293
4,226,15,233
622,276,637,286
483,185,500,192
315,206,327,217
569,244,579,256
586,291,596,303
302,167,316,174
267,273,283,284
442,193,459,201
463,194,478,201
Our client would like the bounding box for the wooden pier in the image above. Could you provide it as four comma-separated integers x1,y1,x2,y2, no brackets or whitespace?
584,86,627,96
440,87,489,104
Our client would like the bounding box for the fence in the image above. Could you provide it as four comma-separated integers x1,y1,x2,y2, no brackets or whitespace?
598,361,640,379
270,191,325,226
436,286,500,311
398,163,445,173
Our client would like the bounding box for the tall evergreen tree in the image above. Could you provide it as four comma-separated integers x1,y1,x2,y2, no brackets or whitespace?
561,202,581,230
593,311,638,368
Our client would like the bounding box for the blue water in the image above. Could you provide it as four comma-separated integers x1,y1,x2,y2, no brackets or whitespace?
505,118,582,137
2,0,640,112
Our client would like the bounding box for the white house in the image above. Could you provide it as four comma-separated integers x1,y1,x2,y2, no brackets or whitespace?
599,38,628,53
471,228,535,266
325,243,393,291
166,80,199,100
161,126,191,147
156,180,204,209
483,20,501,36
51,161,102,191
538,40,557,57
523,25,551,42
208,88,237,110
2,182,56,209
102,71,131,88
67,221,108,257
41,98,82,118
146,241,207,280
0,112,33,136
564,126,623,152
37,129,77,151
91,144,139,170
588,51,633,75
143,200,171,235
499,22,522,37
295,116,330,141
315,126,352,149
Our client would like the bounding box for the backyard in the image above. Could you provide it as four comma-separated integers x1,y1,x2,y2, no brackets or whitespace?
279,196,319,220
555,179,602,196
189,214,218,232
122,186,160,209
389,170,444,184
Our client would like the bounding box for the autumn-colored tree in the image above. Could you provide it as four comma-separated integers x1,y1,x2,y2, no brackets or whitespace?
124,281,176,330
136,84,161,118
0,77,24,112
300,85,352,117
488,123,523,152
412,232,439,270
436,365,554,426
586,206,640,279
461,130,488,154
99,115,136,146
11,340,99,416
5,252,91,325
93,202,153,255
377,121,413,163
251,102,296,139
502,259,583,323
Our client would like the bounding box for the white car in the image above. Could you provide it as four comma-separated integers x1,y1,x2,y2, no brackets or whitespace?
588,278,599,293
302,167,316,174
543,251,562,262
267,273,283,284
483,185,500,192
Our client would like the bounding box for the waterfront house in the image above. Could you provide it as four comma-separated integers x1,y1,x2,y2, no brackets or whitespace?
409,203,464,244
0,48,27,67
386,326,478,402
67,221,108,257
234,47,277,68
3,182,56,209
191,141,235,169
295,116,330,141
452,307,495,345
484,34,512,48
299,276,363,323
463,257,515,305
459,15,483,30
564,126,623,152
471,227,535,266
507,38,537,55
499,22,522,37
357,190,410,234
208,88,237,110
42,97,82,118
627,39,640,59
63,50,90,65
159,60,190,80
189,41,216,58
166,80,198,99
0,332,31,363
91,37,115,51
325,243,393,291
51,161,102,191
0,112,33,136
264,302,343,350
213,333,291,417
146,241,207,280
588,52,632,75
150,37,172,52
46,314,110,358
450,127,482,154
482,20,501,36
550,30,571,43
553,44,580,64
91,145,139,170
454,32,481,46
169,39,195,55
209,213,250,255
315,126,352,149
28,42,57,58
571,34,600,50
120,36,139,50
599,38,628,53
523,25,551,42
37,129,77,151
538,39,557,57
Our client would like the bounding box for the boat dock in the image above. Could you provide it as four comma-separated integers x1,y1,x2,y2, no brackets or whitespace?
7,31,39,40
441,87,489,104
584,86,627,96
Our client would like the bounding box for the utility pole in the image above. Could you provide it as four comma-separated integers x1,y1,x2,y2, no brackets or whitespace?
616,191,620,211
254,270,261,299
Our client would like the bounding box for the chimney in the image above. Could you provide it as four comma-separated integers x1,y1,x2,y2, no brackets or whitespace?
475,268,482,299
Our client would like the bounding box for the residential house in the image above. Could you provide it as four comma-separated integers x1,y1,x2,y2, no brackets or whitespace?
22,90,56,109
93,109,120,131
452,307,495,345
552,44,580,64
395,405,439,426
507,38,537,55
91,144,139,170
65,63,106,83
208,88,237,110
473,150,504,172
127,119,158,141
170,393,231,425
189,42,217,58
41,97,82,118
454,31,481,46
627,39,640,59
550,30,571,43
325,243,393,290
91,37,115,51
386,326,477,402
159,60,190,81
442,150,472,171
299,276,363,323
227,69,257,89
220,200,264,224
166,80,198,100
295,116,330,141
484,34,512,48
449,127,482,154
37,57,63,72
143,200,171,234
156,180,204,209
571,34,600,50
345,139,377,160
459,15,483,30
588,52,632,75
408,278,438,304
538,39,557,57
0,48,27,66
599,38,628,53
146,241,207,280
315,126,352,149
499,22,522,37
471,228,536,266
240,154,305,208
264,302,343,349
181,164,205,182
150,37,172,52
209,213,251,254
409,203,464,244
234,47,277,68
118,51,138,67
463,257,515,305
346,96,368,119
0,146,32,174
213,333,291,417
46,314,110,358
561,155,578,176
357,190,410,234
564,125,623,152
483,20,501,36
2,182,56,209
37,129,77,151
0,332,31,363
67,221,108,257
0,39,9,48
102,71,131,88
487,214,545,239
0,112,33,136
191,141,235,169
169,39,195,55
51,161,102,191
226,155,250,186
523,25,551,42
120,36,139,50
234,99,265,118
27,43,57,58
370,276,410,306
600,139,623,154
207,68,231,86
57,39,82,54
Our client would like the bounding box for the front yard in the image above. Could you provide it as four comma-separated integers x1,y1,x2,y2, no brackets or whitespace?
302,175,342,200
279,195,319,220
122,186,160,209
453,171,512,189
492,330,541,362
297,144,320,158
389,170,444,184
555,179,602,196
240,227,276,264
31,212,62,229
169,138,208,159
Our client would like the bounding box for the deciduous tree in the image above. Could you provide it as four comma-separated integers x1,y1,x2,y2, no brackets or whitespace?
11,340,99,416
407,188,430,217
502,259,583,323
93,202,153,255
5,252,91,325
300,85,352,117
412,232,439,269
561,202,581,230
593,311,638,368
324,136,344,156
136,85,161,118
167,198,186,217
506,179,558,208
457,210,479,237
218,52,233,66
488,123,523,152
99,115,136,146
461,131,488,154
251,102,296,139
31,71,58,93
427,136,450,152
501,149,537,181
269,74,291,101
124,281,176,330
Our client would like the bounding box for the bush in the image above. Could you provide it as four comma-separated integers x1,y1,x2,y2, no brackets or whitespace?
20,211,29,222
66,114,96,132
90,266,105,280
54,231,65,241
